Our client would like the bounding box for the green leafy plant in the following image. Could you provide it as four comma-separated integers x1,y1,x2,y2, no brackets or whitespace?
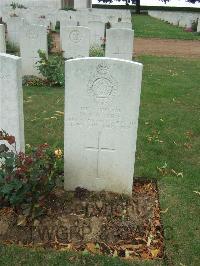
105,21,111,29
47,32,54,53
6,41,20,56
191,19,198,32
55,21,60,32
61,7,77,11
89,45,105,57
10,2,27,9
0,132,63,218
36,50,65,86
10,2,17,10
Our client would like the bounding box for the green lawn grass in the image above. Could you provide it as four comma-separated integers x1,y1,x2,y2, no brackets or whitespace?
1,56,199,265
133,14,200,40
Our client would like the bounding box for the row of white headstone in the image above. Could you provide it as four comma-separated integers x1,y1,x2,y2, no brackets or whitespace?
0,21,48,77
4,15,131,47
1,7,132,31
148,10,200,31
0,52,143,195
0,18,134,76
61,25,134,61
0,0,91,10
60,19,132,46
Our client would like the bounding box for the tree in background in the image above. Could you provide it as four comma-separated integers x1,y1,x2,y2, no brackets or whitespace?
98,0,200,14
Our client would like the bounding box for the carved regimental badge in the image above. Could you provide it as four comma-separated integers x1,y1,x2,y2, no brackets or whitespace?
88,63,118,104
69,30,82,43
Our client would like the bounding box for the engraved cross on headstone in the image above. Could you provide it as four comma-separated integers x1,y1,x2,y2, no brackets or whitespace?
85,132,115,179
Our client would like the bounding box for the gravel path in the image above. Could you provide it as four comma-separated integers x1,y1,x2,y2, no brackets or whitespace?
135,37,200,58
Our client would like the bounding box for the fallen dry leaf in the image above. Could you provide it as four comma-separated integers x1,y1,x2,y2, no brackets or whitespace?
121,244,143,250
160,208,169,214
86,243,100,254
55,111,64,115
147,234,153,247
125,249,131,259
151,248,159,258
17,215,27,226
113,250,118,257
193,191,200,196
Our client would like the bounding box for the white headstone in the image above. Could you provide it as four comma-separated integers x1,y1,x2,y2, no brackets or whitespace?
197,18,200,32
74,0,92,9
112,21,132,30
61,26,90,59
20,24,48,76
88,21,105,46
6,17,24,46
0,53,24,152
105,28,134,61
64,57,143,195
75,10,89,27
60,18,77,50
0,24,6,53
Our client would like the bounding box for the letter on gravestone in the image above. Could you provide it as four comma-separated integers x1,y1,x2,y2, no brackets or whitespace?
64,58,143,195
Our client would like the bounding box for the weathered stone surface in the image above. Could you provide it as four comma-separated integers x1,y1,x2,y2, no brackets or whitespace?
0,53,24,152
88,21,105,46
64,58,143,195
61,26,90,59
74,0,92,9
6,17,24,47
197,19,200,32
105,28,134,61
20,24,48,76
0,24,6,53
112,21,132,29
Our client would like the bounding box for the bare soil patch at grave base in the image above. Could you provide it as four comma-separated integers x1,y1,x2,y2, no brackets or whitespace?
0,180,164,261
135,38,200,58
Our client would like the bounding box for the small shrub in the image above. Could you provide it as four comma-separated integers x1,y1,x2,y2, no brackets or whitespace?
6,41,19,55
36,50,65,86
61,7,76,11
184,27,193,32
105,21,111,29
10,2,27,10
10,2,17,10
47,32,54,53
0,131,63,218
89,45,105,57
55,21,60,31
191,20,198,32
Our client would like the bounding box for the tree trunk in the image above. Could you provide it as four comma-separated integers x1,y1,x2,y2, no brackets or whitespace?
135,0,140,14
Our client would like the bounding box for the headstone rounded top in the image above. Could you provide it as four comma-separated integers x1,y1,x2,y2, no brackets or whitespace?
66,57,142,68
